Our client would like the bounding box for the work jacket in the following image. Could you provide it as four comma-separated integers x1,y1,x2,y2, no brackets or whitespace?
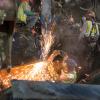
79,19,99,40
85,20,99,37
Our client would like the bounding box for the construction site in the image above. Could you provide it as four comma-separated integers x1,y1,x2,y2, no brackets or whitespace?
0,0,100,100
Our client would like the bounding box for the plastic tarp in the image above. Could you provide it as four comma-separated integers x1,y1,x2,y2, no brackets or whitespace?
11,80,100,100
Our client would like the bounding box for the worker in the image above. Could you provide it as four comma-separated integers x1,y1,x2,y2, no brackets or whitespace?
60,51,77,83
17,0,34,24
78,10,99,69
47,50,77,83
79,10,99,60
79,10,99,45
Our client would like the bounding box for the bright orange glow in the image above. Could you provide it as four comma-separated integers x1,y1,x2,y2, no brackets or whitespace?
0,61,67,91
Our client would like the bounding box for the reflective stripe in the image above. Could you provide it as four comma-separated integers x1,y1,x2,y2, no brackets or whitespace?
86,21,92,34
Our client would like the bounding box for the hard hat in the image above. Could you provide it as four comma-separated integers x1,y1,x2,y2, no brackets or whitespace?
86,10,95,18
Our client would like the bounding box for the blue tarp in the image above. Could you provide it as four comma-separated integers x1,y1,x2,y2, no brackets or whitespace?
11,80,100,100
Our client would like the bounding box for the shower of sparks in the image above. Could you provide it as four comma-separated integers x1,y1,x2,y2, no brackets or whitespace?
0,20,57,91
41,31,55,60
0,61,61,90
27,61,48,80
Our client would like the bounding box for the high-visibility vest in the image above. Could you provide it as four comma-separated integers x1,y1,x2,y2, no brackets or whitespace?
17,2,28,23
86,20,97,37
